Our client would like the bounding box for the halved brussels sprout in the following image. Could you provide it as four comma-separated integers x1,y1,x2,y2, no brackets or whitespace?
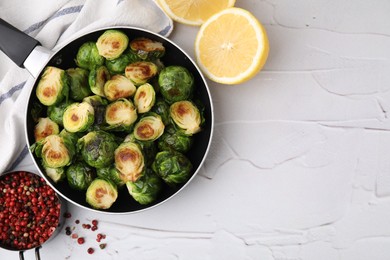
158,66,194,104
77,130,118,168
105,98,137,131
133,113,164,142
97,166,125,187
67,68,91,101
104,74,136,101
36,66,70,106
89,66,111,97
152,150,193,186
47,99,73,126
34,117,60,142
63,102,95,133
114,142,144,182
134,83,156,113
105,49,142,74
40,134,75,168
83,95,108,126
86,178,118,209
66,161,95,191
96,30,129,60
126,169,162,205
151,98,170,125
158,125,193,153
76,42,104,70
130,37,165,60
44,166,65,183
170,101,201,135
124,133,157,167
125,61,158,86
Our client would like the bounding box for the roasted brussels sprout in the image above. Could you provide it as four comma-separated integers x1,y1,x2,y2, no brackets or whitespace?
126,169,162,205
36,66,70,106
114,142,144,182
105,50,141,74
104,74,136,101
158,125,193,153
47,99,73,126
134,83,156,113
125,61,158,86
86,178,118,209
97,166,125,187
77,131,118,168
44,166,65,183
76,42,104,70
105,98,137,131
63,102,95,133
152,150,193,186
83,95,108,126
89,66,110,97
59,129,79,147
130,37,165,60
67,67,91,101
151,98,170,125
66,161,95,191
124,133,157,166
39,134,75,168
96,30,129,60
133,113,165,142
158,66,194,104
170,100,201,135
34,117,60,142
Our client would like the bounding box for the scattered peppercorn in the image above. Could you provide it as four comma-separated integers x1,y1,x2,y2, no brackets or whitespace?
63,212,71,218
92,220,98,226
99,243,106,249
71,233,78,239
91,225,98,231
77,237,85,244
87,247,94,254
75,220,80,224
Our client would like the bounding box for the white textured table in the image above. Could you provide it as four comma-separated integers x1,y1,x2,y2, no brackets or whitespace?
2,0,390,259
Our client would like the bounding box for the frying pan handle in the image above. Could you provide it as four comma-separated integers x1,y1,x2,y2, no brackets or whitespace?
18,247,41,260
0,18,40,68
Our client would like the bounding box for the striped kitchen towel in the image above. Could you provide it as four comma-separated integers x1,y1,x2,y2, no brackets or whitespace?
0,0,173,173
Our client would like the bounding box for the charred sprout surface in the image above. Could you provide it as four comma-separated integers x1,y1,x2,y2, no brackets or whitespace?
63,102,95,133
96,30,129,60
104,74,136,101
114,142,145,182
134,83,156,113
105,98,137,131
36,66,70,106
31,29,206,210
86,178,118,209
133,113,165,142
158,66,194,104
170,100,202,135
125,61,158,86
76,42,104,70
34,117,60,142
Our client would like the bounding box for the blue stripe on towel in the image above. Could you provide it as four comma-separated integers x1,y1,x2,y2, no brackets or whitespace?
0,81,26,106
7,145,29,171
23,5,84,35
159,25,172,37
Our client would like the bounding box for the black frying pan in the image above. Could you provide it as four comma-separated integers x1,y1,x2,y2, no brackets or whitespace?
0,19,214,214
